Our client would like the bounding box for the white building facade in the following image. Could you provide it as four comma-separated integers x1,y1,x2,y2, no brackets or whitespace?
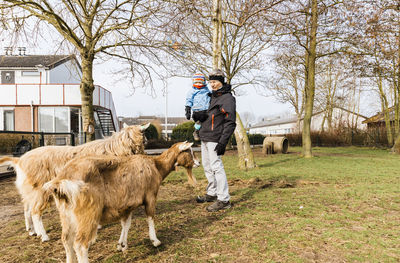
0,54,119,142
249,108,367,135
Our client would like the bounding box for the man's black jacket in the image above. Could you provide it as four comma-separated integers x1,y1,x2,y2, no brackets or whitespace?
199,84,236,145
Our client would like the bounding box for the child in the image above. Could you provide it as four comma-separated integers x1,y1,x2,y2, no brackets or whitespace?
185,73,210,141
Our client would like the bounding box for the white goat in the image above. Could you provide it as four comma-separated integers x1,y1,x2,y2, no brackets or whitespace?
44,142,199,263
0,123,149,241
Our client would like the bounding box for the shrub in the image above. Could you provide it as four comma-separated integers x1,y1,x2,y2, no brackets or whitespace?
285,128,390,147
230,133,265,146
171,121,195,141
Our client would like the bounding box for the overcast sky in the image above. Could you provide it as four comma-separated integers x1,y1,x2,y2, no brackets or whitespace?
92,61,293,122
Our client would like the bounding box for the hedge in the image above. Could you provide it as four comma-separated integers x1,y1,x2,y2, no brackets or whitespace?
171,121,195,141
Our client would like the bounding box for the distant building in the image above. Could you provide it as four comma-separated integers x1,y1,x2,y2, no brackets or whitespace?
362,106,396,129
0,53,119,143
249,115,298,135
121,115,188,138
249,107,367,135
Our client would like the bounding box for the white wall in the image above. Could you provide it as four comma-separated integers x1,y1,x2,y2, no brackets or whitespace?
13,70,46,84
49,60,81,83
249,109,367,135
249,122,297,135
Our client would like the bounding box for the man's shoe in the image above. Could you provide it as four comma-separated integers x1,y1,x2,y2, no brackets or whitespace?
196,194,217,203
206,200,232,212
193,130,200,141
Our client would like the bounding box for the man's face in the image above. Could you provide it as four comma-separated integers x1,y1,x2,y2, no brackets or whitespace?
210,80,223,91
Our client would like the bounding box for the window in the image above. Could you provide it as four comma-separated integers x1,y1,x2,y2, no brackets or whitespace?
39,107,69,132
55,108,69,132
39,108,53,132
22,71,40,76
4,110,14,131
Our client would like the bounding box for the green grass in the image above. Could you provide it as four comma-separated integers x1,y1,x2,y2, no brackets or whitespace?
1,146,399,262
165,146,400,262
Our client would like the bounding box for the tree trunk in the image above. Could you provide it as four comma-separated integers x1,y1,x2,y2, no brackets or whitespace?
234,112,256,170
302,0,318,158
377,73,393,146
80,54,96,142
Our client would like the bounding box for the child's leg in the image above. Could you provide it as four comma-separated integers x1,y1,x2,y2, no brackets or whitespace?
193,121,201,141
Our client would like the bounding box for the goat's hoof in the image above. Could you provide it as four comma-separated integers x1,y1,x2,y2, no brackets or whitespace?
117,243,127,252
97,224,102,230
152,239,161,247
41,235,50,242
28,231,37,236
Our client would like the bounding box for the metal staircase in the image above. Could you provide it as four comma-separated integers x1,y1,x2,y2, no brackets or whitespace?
95,108,116,137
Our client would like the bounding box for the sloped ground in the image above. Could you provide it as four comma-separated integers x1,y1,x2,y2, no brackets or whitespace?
0,147,399,262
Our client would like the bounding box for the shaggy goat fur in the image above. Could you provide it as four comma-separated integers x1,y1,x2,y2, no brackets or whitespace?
44,142,199,263
0,124,148,242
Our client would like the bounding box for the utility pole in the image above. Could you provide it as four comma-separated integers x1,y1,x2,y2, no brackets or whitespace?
212,0,222,69
164,82,168,140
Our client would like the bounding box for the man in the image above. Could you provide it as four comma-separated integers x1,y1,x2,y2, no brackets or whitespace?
197,69,236,212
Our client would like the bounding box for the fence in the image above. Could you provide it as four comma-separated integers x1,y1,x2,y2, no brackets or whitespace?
0,131,75,156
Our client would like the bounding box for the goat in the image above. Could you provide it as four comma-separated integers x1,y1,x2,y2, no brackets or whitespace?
44,142,199,263
0,123,149,242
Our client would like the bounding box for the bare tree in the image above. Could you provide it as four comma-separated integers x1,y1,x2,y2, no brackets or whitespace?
154,0,284,169
351,0,400,147
269,50,305,132
272,0,353,157
241,111,256,128
0,0,164,141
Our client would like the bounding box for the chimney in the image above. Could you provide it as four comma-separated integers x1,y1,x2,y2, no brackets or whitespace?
4,47,13,55
18,47,26,56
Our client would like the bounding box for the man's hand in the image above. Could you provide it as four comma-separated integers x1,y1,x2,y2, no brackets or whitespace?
214,143,226,156
185,106,191,120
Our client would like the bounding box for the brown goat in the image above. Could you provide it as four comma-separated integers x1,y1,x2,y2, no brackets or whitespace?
44,142,199,263
0,123,149,242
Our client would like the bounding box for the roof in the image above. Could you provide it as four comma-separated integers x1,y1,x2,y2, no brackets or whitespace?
362,106,395,124
251,115,298,129
121,116,188,126
0,55,79,69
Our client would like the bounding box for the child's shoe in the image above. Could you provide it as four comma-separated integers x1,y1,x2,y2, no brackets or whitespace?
193,130,200,141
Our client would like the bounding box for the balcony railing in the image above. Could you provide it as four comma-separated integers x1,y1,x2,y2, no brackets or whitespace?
0,83,119,131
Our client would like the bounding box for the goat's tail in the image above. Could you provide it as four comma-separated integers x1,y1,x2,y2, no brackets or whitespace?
43,179,84,206
0,156,19,168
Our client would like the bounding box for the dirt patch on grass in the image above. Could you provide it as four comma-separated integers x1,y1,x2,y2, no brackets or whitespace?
228,177,297,189
0,178,23,224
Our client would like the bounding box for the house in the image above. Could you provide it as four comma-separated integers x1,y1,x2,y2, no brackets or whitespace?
0,53,119,143
362,106,396,129
249,107,367,135
120,115,188,138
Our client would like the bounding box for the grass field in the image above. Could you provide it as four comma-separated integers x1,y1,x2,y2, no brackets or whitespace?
0,146,399,262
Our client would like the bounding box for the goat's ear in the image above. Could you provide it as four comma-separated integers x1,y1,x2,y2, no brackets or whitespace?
140,122,151,131
123,122,129,128
179,142,193,151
